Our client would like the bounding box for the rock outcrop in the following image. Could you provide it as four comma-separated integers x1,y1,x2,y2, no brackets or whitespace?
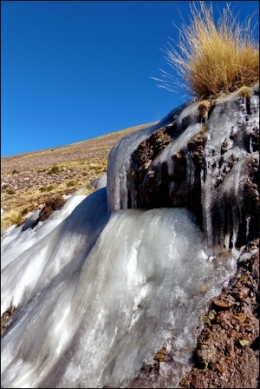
36,195,66,225
127,87,259,251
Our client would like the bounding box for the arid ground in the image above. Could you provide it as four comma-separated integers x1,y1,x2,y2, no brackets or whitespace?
1,123,154,224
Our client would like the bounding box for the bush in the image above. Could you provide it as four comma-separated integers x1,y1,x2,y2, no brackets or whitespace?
46,185,55,191
237,86,252,98
12,169,20,174
154,2,259,100
47,165,60,175
1,209,24,230
67,181,77,187
6,189,16,195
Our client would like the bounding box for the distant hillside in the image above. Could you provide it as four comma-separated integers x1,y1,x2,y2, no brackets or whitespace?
1,122,156,219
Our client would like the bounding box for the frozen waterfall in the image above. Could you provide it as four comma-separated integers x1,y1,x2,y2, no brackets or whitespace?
2,88,258,388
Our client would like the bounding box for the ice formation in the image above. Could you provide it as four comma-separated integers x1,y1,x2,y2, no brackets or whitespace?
1,87,259,388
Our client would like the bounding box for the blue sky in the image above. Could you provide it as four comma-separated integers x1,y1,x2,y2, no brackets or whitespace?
1,1,259,157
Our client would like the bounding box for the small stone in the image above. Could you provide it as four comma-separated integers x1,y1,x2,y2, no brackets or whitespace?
232,314,247,323
212,299,230,308
239,339,249,347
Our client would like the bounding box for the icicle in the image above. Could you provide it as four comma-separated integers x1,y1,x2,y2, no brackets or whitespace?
186,151,195,185
231,205,240,248
246,216,251,240
200,169,213,250
249,136,253,153
218,199,226,247
169,181,178,197
224,206,231,250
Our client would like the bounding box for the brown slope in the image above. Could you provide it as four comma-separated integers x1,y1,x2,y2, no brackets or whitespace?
1,122,156,218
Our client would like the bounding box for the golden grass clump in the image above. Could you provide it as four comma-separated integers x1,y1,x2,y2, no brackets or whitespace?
198,100,212,117
1,209,24,231
237,85,252,98
154,2,259,100
199,125,209,133
76,185,95,196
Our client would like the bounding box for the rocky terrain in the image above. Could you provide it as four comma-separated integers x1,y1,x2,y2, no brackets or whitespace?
179,239,259,388
1,123,154,218
119,240,259,389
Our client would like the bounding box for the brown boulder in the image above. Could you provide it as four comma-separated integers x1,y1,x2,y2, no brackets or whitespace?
38,196,66,222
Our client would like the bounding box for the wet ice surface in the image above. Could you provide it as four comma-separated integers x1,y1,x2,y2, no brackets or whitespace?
1,194,87,272
1,188,237,388
109,87,258,252
201,90,259,249
2,89,257,388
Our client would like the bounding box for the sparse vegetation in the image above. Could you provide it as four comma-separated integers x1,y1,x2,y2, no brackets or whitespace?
6,189,16,195
37,168,47,173
76,185,95,196
88,162,106,173
1,122,148,218
1,209,24,230
40,185,55,192
200,125,209,133
46,185,55,191
67,181,77,187
12,169,20,174
47,165,60,175
154,2,259,100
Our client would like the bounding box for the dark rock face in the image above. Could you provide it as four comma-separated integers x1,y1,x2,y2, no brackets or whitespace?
128,127,173,209
128,88,259,250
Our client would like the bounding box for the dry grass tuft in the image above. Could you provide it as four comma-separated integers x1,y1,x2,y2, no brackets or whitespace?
198,100,212,118
237,85,252,98
1,209,24,231
75,185,95,196
153,2,259,100
199,125,209,133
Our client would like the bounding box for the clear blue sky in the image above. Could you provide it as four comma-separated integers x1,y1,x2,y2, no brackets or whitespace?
1,1,259,157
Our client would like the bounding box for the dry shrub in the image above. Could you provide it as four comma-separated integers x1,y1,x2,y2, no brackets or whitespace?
198,100,212,118
153,2,259,100
200,125,209,133
76,185,95,196
1,209,24,231
237,85,252,98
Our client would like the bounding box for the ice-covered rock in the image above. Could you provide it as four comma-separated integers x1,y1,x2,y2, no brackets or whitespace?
120,87,259,252
1,87,259,388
